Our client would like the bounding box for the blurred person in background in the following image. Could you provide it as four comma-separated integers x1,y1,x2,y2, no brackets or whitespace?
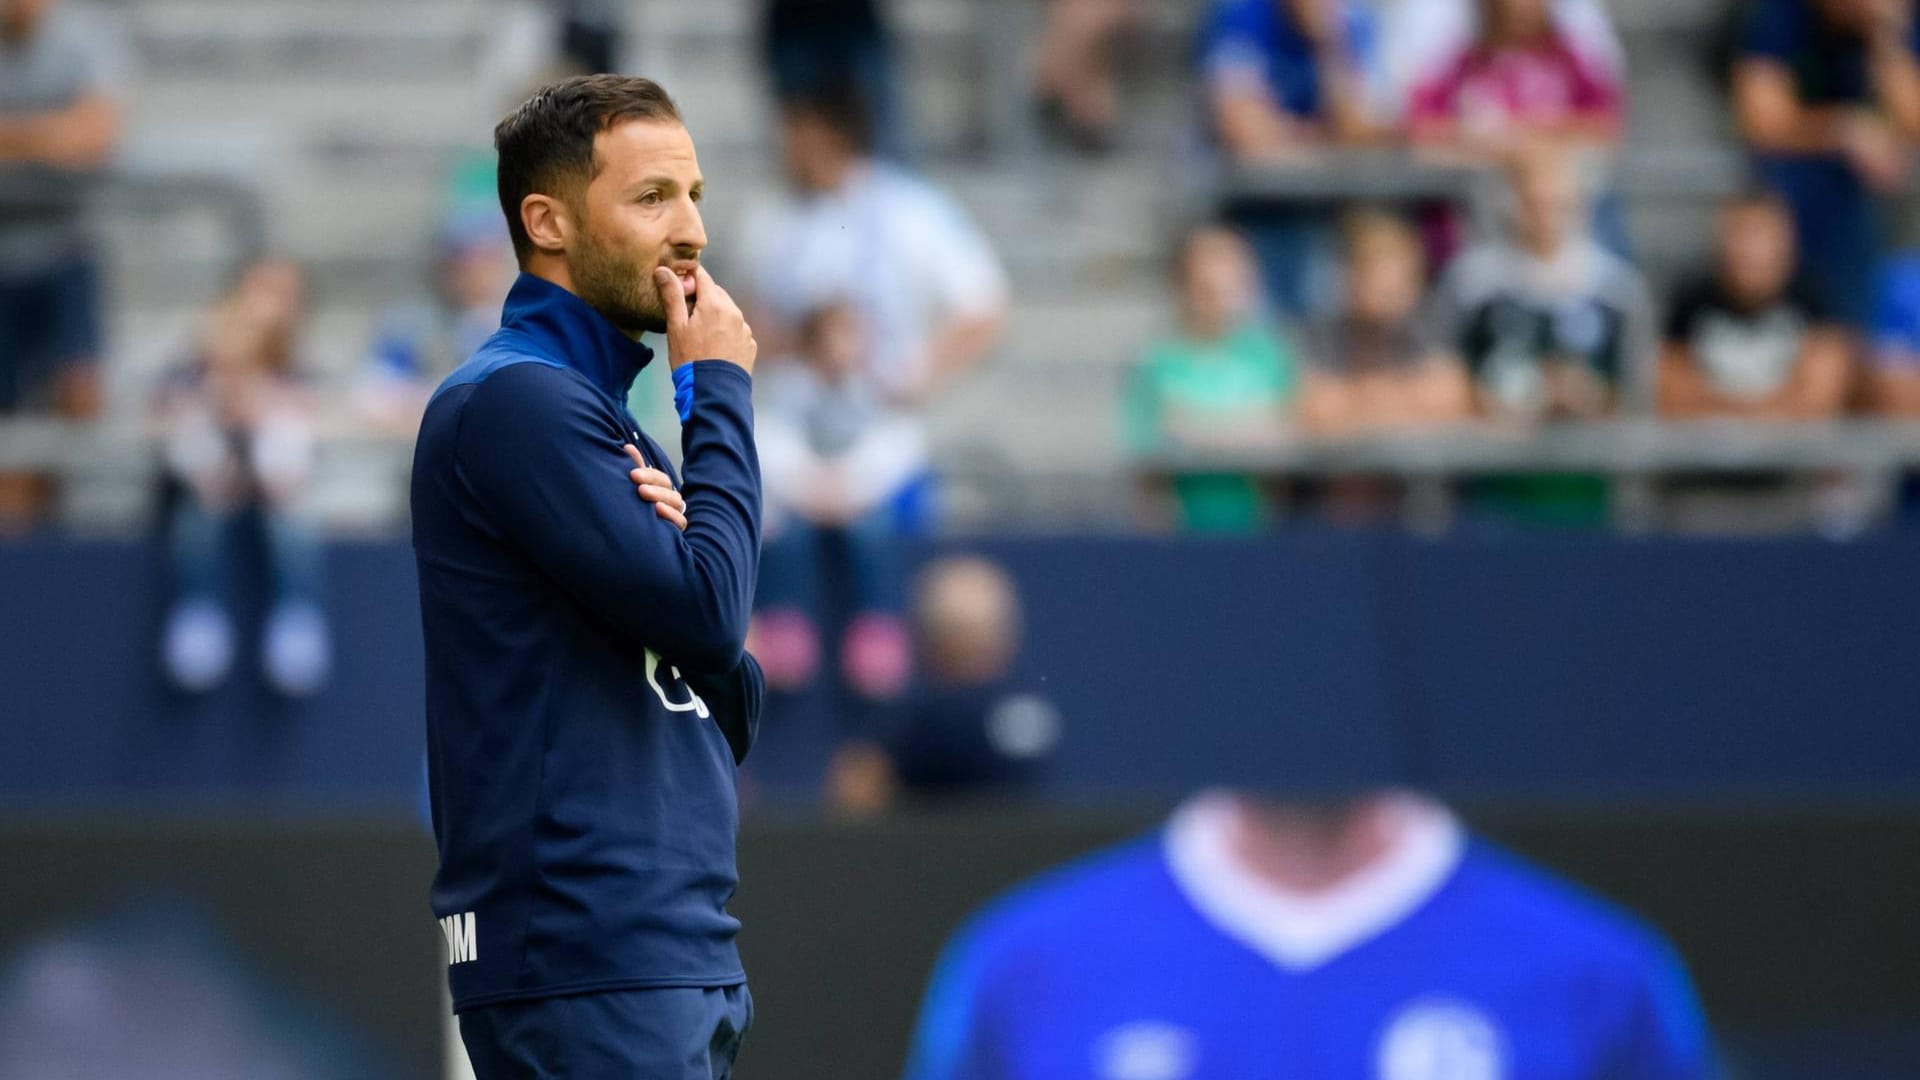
743,83,1007,525
1658,190,1853,422
1656,191,1858,532
1404,0,1624,159
1298,209,1472,436
1432,147,1651,425
553,0,624,75
760,0,901,158
1122,223,1298,534
1299,209,1473,523
1864,244,1920,525
1404,0,1627,260
827,555,1060,817
1733,0,1920,327
1867,246,1920,414
357,208,515,434
1030,0,1149,154
482,0,627,93
754,301,918,714
1199,0,1378,316
155,259,329,698
1371,0,1623,126
1430,147,1651,525
904,788,1715,1080
0,0,126,529
1200,0,1376,157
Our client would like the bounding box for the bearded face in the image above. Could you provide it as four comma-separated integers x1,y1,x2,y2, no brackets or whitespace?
569,212,676,335
560,119,708,337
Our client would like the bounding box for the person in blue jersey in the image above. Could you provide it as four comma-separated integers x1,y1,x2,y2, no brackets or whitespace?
411,75,764,1079
906,790,1716,1080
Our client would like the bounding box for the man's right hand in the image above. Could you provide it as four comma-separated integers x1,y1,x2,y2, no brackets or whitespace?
653,265,757,374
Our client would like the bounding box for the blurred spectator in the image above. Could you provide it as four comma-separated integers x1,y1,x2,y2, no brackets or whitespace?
1432,148,1652,424
1372,0,1623,126
1404,0,1627,261
1432,148,1651,525
827,555,1061,817
743,83,1007,525
554,0,624,74
760,0,902,158
1299,209,1473,436
1030,0,1149,153
1404,0,1625,158
356,208,514,434
754,302,919,709
0,0,126,528
1199,0,1378,314
1868,249,1920,413
1200,0,1376,157
1658,191,1853,421
1733,0,1920,326
481,1,626,94
155,260,329,698
905,789,1715,1079
1122,224,1298,533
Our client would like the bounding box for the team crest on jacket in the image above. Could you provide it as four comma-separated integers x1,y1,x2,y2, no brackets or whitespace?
645,649,709,718
1376,998,1506,1080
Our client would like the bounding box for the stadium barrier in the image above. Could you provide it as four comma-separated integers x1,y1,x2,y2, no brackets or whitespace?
2,807,1914,1080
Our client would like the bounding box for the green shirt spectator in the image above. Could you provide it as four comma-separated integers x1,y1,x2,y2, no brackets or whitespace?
1123,319,1299,532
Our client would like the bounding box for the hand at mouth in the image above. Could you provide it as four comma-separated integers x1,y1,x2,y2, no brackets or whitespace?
666,264,699,304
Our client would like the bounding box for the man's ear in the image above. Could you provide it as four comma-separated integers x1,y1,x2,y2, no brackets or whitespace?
520,193,571,257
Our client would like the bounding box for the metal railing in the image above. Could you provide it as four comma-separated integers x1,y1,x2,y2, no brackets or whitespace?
1134,420,1920,531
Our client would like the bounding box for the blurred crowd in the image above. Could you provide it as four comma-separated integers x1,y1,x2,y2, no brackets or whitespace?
1126,0,1920,532
2,0,1920,768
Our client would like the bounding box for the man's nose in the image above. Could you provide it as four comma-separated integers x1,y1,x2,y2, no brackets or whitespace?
671,200,708,254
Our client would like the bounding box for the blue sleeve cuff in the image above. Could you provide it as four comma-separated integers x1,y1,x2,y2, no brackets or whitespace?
672,363,696,423
674,361,757,423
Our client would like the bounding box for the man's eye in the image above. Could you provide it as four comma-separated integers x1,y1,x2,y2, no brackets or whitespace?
640,192,662,206
690,189,704,204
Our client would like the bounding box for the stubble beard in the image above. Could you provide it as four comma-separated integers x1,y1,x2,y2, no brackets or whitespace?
570,229,668,337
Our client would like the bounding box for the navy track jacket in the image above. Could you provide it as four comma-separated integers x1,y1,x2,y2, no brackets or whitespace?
413,273,763,1011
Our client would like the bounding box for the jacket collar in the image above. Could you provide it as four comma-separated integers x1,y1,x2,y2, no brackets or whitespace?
499,272,654,400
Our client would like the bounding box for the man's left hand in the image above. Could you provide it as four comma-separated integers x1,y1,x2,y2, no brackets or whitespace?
624,444,687,531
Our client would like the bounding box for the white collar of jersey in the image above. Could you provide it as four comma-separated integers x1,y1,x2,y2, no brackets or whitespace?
1162,790,1465,973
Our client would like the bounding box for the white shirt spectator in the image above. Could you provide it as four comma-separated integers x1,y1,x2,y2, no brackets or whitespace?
743,163,1008,402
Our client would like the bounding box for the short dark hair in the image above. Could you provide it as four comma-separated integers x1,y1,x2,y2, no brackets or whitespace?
494,74,683,264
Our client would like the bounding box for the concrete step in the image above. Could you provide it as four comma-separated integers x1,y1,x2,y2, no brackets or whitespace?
1611,0,1741,35
129,0,486,77
998,289,1168,368
129,76,493,150
929,366,1128,472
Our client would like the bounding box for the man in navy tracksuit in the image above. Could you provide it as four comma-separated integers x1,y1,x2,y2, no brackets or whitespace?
411,75,765,1078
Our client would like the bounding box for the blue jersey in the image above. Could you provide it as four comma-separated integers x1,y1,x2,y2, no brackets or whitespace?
1197,0,1374,121
907,799,1713,1080
412,273,763,1012
1872,255,1920,364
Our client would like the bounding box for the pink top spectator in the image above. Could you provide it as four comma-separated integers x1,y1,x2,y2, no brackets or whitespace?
1408,35,1620,141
